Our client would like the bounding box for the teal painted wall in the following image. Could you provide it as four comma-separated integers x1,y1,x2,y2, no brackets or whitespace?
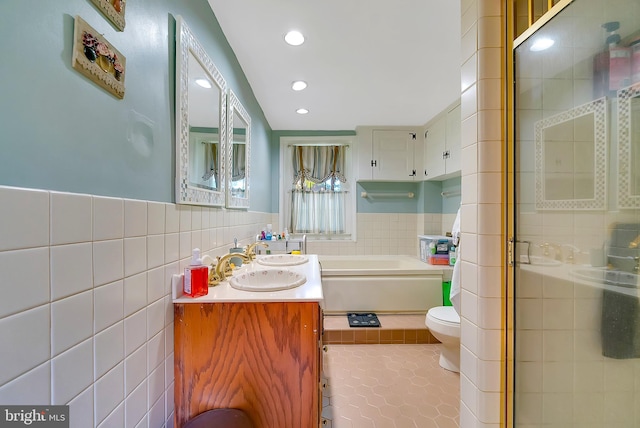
441,177,461,213
0,0,272,211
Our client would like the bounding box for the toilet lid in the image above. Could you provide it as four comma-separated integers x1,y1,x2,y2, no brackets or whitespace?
429,306,460,323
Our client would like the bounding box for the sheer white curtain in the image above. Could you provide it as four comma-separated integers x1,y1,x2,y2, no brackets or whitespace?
289,145,347,235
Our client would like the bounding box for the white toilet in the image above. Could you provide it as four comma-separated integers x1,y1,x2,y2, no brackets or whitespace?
425,306,461,372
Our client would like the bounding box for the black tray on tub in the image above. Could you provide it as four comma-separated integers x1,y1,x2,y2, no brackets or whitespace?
347,313,381,328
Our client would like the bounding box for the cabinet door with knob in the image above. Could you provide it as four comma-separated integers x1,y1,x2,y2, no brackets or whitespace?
423,102,461,180
357,128,422,181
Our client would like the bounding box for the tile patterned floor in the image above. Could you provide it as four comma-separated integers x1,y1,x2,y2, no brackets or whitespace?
323,314,439,345
322,344,460,428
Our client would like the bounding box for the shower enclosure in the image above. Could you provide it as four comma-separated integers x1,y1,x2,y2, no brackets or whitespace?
512,0,640,426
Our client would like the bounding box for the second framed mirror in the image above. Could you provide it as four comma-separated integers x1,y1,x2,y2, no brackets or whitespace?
226,90,250,209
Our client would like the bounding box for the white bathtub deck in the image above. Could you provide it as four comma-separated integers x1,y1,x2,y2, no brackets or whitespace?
323,313,439,345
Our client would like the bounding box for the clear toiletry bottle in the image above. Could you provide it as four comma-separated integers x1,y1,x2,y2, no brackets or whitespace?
183,248,208,298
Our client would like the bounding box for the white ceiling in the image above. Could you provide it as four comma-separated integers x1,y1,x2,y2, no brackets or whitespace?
207,0,461,131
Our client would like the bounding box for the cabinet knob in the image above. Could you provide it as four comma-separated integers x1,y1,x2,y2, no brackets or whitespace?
371,160,377,167
409,169,416,177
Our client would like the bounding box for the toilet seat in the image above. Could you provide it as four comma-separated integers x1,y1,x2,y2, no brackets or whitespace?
428,306,460,324
426,306,460,338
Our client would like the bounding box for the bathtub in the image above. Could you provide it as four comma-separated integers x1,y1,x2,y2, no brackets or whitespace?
318,255,452,314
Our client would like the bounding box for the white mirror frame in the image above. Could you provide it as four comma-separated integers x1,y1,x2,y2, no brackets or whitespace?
534,96,607,210
175,16,227,206
618,82,640,209
226,90,251,209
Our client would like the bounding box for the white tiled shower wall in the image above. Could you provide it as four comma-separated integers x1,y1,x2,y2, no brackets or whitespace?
0,184,449,428
0,185,271,428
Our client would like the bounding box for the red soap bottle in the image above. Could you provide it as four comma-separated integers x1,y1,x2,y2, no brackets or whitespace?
183,248,209,298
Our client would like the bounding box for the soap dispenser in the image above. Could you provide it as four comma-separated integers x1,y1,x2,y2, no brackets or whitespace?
229,238,244,267
183,248,208,298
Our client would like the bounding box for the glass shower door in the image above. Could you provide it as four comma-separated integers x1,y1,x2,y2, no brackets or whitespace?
513,0,640,426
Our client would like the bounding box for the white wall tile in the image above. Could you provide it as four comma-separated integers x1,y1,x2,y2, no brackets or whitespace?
147,235,164,269
0,186,49,251
179,206,192,231
124,199,147,238
51,290,93,357
148,393,165,428
69,385,94,428
164,353,174,386
147,299,165,340
124,309,147,357
0,305,50,385
50,243,93,301
179,231,191,260
52,338,93,404
125,379,147,428
124,273,147,317
51,191,92,245
164,233,179,263
0,247,49,318
0,362,50,405
95,362,124,425
94,321,124,379
146,267,164,304
477,328,502,361
93,197,124,241
147,202,165,235
94,280,124,333
165,382,175,423
542,330,574,362
124,237,147,277
147,331,165,373
125,343,147,396
147,362,165,409
191,207,202,230
477,16,501,48
97,402,124,428
542,298,574,330
165,204,179,234
93,240,124,287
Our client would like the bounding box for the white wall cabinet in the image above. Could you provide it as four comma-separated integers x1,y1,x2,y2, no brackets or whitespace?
357,128,423,181
423,103,461,180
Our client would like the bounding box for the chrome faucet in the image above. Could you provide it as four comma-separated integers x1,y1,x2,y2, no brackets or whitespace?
245,241,269,260
539,242,562,260
561,244,581,264
209,253,251,286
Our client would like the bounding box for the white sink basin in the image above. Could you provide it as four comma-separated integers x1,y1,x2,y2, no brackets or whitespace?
522,255,562,266
256,254,309,267
229,269,307,291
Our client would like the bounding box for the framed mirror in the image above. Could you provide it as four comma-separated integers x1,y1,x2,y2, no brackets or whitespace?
175,16,227,206
618,82,640,209
226,90,251,209
534,97,607,210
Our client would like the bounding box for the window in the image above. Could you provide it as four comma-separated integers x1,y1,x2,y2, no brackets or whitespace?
279,137,355,241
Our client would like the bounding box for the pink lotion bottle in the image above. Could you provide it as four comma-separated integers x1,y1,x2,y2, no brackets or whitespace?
183,248,209,298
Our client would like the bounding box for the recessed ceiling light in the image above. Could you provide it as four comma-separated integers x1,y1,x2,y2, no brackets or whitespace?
530,38,554,51
285,30,305,46
292,80,307,91
296,108,309,115
195,78,212,89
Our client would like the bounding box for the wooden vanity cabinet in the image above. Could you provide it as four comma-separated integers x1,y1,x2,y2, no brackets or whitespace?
174,301,322,428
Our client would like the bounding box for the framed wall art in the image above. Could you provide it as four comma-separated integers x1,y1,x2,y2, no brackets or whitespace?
90,0,126,31
72,16,126,99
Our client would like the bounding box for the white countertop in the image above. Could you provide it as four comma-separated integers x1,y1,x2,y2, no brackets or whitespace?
173,254,323,304
519,261,639,297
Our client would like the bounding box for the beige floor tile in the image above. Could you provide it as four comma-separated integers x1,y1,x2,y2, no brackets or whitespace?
322,344,460,428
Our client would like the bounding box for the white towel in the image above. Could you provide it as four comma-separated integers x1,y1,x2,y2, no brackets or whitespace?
449,207,461,315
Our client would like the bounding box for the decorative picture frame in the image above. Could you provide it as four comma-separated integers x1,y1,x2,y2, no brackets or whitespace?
72,16,126,99
90,0,126,31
